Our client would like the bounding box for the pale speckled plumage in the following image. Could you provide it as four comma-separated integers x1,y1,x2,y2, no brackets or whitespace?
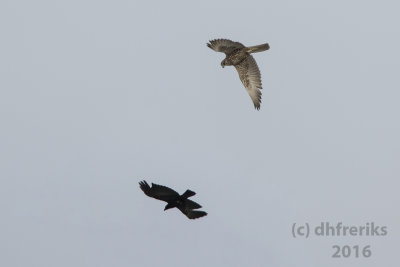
207,38,270,110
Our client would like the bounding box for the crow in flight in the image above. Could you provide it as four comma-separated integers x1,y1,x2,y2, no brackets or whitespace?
139,180,207,219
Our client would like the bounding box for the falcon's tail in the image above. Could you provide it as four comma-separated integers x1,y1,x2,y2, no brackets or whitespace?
246,43,270,53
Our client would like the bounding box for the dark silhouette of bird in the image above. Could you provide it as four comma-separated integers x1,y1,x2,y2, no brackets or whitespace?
207,39,270,110
139,180,207,219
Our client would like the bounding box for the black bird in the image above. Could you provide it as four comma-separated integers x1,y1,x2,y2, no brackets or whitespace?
139,180,207,219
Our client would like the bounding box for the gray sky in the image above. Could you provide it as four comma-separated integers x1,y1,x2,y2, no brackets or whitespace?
1,0,399,266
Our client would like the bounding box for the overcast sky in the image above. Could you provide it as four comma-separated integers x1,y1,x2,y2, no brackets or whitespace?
1,0,399,266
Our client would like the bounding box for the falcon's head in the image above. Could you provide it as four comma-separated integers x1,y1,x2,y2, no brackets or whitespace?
221,59,226,68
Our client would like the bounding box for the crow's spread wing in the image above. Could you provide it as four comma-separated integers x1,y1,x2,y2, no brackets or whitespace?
178,204,207,219
185,199,202,209
139,180,180,203
185,210,208,219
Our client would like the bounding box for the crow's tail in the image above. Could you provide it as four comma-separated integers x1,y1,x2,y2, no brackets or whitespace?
181,190,196,199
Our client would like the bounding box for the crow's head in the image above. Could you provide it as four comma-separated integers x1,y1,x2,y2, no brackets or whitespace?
164,203,175,211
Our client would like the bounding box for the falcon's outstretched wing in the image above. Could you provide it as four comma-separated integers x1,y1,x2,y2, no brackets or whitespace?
139,180,180,203
234,55,263,110
207,39,245,54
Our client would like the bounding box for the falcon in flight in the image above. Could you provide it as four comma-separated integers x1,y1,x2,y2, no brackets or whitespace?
139,180,207,219
207,39,270,110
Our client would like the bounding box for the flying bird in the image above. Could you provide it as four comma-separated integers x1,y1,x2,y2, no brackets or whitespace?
207,39,270,110
139,180,207,219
